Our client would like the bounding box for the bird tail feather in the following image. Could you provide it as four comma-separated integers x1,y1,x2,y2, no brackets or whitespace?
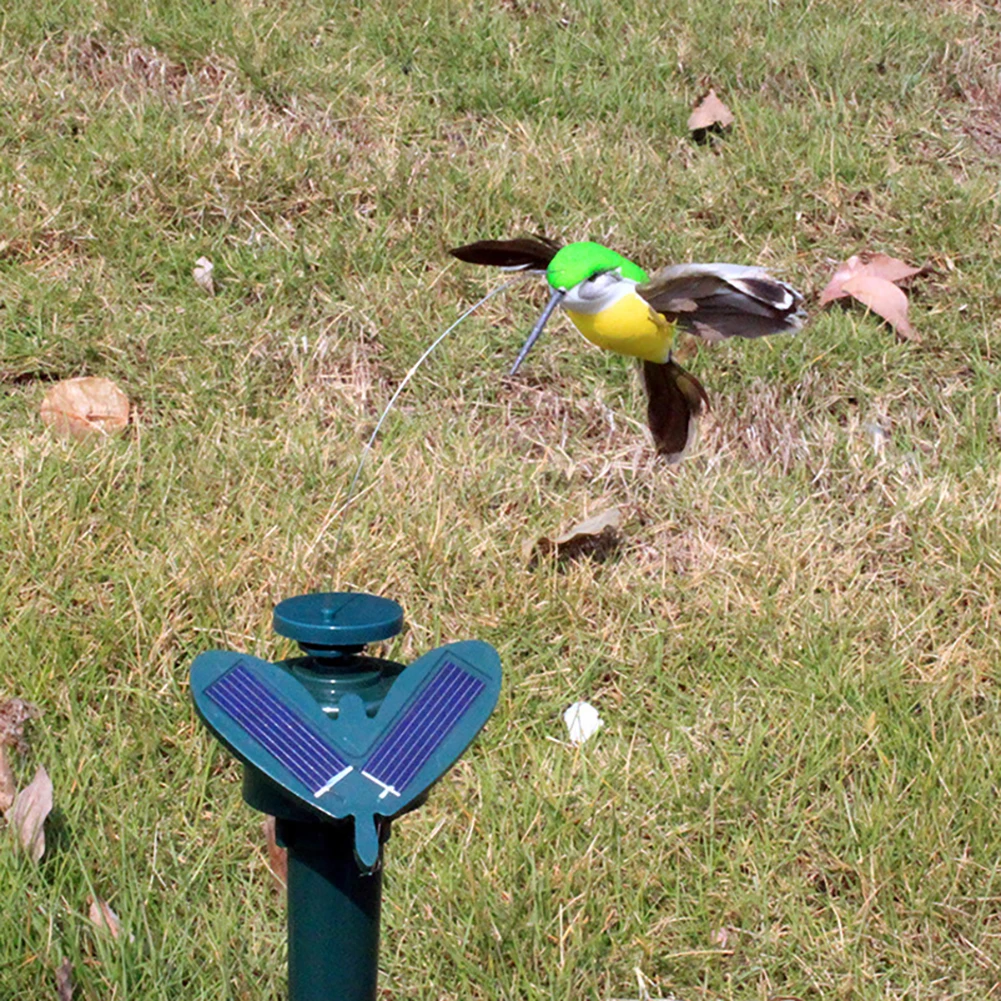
641,359,710,463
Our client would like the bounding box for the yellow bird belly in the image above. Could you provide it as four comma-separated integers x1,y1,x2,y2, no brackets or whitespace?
565,293,674,363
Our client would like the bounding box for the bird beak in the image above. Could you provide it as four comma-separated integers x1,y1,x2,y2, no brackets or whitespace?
509,288,565,376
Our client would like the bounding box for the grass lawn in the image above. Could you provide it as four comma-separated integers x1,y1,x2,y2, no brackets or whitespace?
2,1,1001,998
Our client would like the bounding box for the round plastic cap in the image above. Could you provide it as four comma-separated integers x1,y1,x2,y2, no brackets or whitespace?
273,592,404,649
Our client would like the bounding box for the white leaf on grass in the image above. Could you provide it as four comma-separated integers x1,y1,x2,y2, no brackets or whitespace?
4,765,53,863
864,422,890,456
193,256,215,295
564,701,603,745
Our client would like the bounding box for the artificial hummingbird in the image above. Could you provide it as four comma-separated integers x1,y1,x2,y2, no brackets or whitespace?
449,237,805,462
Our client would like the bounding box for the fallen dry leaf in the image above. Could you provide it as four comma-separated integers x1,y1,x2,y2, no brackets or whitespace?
841,274,918,342
40,377,130,439
89,896,122,939
0,698,39,750
193,256,215,295
5,765,53,862
688,89,734,139
263,815,287,890
0,748,15,814
0,698,39,812
529,508,623,566
711,926,732,948
55,957,73,1001
818,253,923,306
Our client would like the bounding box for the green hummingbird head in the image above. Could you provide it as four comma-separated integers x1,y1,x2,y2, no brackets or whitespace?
546,241,648,291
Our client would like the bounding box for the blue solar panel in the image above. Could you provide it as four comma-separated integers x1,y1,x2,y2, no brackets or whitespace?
205,663,352,798
361,660,484,799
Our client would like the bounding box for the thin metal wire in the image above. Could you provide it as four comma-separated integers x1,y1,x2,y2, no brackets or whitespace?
326,279,522,575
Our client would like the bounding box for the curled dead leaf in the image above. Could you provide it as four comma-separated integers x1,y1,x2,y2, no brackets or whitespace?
193,256,215,295
40,377,130,439
841,274,918,342
0,698,40,751
711,926,732,948
819,252,923,341
688,89,734,142
263,815,287,890
0,698,39,813
0,749,15,814
818,252,923,306
88,896,122,939
528,508,623,566
4,765,53,863
55,957,74,1001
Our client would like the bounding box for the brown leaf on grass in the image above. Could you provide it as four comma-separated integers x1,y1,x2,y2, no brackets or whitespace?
0,698,40,751
841,275,918,342
263,815,287,890
55,957,73,1001
4,765,53,862
0,749,15,814
40,377,130,439
688,89,734,144
528,508,623,566
818,253,923,306
0,698,39,812
88,896,122,938
688,89,734,131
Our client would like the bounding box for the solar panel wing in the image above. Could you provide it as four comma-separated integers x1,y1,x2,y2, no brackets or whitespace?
205,663,352,798
192,639,501,872
361,659,485,799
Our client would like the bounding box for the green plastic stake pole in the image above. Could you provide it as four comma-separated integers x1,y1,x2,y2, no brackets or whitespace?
279,820,382,1001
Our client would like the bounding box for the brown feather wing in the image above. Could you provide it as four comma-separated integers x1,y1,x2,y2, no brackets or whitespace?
637,263,804,341
448,237,562,271
641,360,710,463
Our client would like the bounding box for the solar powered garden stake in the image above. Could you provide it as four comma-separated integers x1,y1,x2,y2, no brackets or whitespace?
190,592,502,1001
